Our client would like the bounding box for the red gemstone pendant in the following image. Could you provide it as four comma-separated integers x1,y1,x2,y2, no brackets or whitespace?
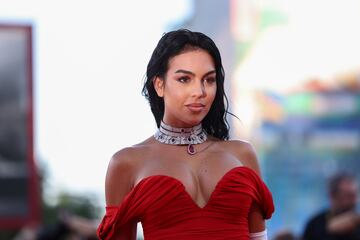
187,144,196,155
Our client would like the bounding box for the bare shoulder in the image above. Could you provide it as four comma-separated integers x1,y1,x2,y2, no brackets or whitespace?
105,147,138,206
221,139,261,176
108,147,140,175
105,140,152,206
107,136,154,176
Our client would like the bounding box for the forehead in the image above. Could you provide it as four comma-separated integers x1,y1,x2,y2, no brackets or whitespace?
338,179,358,191
167,49,215,71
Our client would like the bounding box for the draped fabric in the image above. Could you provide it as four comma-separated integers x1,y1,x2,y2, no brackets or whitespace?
97,166,274,240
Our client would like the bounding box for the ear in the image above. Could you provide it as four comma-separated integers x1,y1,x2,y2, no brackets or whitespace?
153,77,164,97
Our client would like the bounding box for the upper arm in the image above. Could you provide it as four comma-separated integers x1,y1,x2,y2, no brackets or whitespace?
104,148,138,239
105,148,137,206
327,211,360,234
232,140,261,176
231,141,266,232
248,202,266,233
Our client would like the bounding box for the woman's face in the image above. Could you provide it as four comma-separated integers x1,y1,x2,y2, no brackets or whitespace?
154,49,217,127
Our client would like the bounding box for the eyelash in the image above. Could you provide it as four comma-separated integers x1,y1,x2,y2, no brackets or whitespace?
204,77,216,84
178,76,190,83
177,76,216,84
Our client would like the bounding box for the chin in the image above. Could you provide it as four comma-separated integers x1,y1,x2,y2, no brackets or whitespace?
177,112,208,127
185,117,205,126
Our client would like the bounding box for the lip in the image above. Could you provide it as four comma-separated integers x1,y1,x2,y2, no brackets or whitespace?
186,103,205,112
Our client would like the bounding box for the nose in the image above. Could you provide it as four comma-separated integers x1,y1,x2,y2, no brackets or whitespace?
191,80,206,98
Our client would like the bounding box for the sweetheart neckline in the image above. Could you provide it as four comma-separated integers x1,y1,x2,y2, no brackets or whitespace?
108,166,259,210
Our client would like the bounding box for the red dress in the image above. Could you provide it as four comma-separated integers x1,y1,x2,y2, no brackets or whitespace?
97,166,274,240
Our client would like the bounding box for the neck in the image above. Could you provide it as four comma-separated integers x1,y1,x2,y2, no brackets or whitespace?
154,120,207,145
160,121,202,133
162,115,201,128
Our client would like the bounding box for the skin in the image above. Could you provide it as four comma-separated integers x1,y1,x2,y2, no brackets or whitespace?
327,180,359,234
330,179,358,214
105,49,266,239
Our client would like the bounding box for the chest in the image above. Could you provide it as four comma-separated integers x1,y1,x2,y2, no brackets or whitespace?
135,146,243,208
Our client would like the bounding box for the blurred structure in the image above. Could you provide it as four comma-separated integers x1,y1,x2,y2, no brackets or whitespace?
272,229,297,240
258,78,360,235
13,210,98,240
0,24,40,229
302,172,360,240
0,23,100,240
4,189,101,240
229,0,360,237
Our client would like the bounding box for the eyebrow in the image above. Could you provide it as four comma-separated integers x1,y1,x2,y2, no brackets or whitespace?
174,69,216,77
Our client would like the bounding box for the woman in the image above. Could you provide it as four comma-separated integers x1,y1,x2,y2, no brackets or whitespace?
97,29,274,240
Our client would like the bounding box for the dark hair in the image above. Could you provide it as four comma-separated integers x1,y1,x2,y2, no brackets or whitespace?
328,172,356,196
142,29,231,140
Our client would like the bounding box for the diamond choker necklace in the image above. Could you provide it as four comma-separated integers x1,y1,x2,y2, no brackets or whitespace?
154,121,208,155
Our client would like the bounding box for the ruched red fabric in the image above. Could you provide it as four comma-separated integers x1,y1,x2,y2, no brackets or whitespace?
97,166,274,240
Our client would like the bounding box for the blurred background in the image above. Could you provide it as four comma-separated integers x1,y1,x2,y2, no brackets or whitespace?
1,0,359,239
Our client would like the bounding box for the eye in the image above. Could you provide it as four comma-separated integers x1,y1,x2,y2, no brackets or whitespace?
177,76,190,83
204,77,216,84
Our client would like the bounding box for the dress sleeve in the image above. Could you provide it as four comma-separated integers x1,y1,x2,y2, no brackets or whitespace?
96,180,147,239
96,176,185,239
246,168,275,219
97,206,120,239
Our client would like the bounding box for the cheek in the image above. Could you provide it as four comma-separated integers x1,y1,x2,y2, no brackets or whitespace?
170,88,185,103
164,85,185,106
208,86,217,103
